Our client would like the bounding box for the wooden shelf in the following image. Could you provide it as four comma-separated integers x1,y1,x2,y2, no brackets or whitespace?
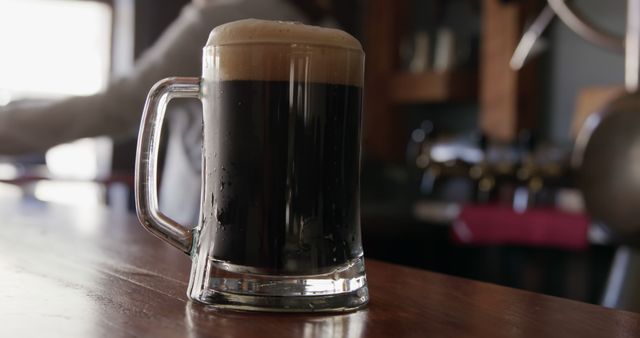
389,71,477,104
363,0,539,160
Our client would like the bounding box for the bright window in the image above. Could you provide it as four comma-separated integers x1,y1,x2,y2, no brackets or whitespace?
0,0,112,100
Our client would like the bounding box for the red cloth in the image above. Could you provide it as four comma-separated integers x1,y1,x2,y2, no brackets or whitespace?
451,205,589,250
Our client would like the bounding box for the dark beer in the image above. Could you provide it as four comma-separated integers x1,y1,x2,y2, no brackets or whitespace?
138,18,368,310
203,79,362,274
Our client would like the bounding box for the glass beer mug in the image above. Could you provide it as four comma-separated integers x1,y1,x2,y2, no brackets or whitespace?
135,19,368,312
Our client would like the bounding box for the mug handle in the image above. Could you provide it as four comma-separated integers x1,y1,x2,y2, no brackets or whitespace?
135,77,201,255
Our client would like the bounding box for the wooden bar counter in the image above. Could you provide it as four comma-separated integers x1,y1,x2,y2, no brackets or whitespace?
0,197,638,337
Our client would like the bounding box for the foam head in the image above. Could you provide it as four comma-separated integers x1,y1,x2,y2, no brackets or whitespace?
204,19,364,86
207,19,362,50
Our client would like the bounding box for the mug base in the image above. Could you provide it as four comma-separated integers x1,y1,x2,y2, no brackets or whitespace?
188,256,369,313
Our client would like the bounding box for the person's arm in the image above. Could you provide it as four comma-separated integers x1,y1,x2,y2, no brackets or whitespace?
0,0,306,156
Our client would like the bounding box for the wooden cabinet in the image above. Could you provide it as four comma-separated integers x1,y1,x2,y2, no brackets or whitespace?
363,0,540,161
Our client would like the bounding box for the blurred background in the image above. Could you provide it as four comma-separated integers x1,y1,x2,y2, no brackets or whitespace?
1,0,639,312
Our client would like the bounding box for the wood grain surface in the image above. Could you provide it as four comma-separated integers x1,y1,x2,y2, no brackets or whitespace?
0,197,639,337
